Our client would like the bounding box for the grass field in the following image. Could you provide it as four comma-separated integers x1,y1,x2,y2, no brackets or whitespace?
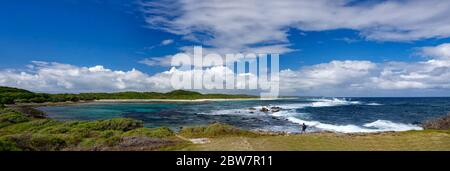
180,130,450,151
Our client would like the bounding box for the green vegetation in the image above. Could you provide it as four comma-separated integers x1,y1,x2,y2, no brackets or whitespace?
179,123,256,138
1,107,449,151
1,94,449,151
123,127,175,138
0,108,183,151
0,86,256,105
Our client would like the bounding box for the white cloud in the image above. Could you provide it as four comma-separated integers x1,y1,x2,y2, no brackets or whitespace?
0,61,257,94
0,62,173,93
140,0,450,55
3,43,450,96
277,43,450,95
139,55,173,66
369,44,450,90
420,43,450,60
161,39,174,45
280,60,376,90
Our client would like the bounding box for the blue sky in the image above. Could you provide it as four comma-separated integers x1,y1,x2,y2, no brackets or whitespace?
0,0,446,71
1,0,450,96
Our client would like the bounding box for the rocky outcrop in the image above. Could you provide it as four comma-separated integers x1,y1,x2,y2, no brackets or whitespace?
424,113,450,130
260,107,270,112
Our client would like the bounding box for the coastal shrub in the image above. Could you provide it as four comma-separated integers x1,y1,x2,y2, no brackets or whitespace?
29,97,47,103
0,111,31,128
10,107,46,118
0,97,14,104
123,127,174,138
179,123,255,138
38,122,94,138
49,119,143,132
91,118,144,131
104,136,122,146
424,114,450,130
99,130,123,139
0,137,21,151
0,86,256,105
8,134,67,151
1,119,60,135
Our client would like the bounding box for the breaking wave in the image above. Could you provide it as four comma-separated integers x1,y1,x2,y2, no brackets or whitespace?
366,102,383,106
204,98,367,115
308,98,362,107
200,98,416,133
286,117,422,133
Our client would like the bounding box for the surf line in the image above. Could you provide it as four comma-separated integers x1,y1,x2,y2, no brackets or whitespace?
176,155,211,168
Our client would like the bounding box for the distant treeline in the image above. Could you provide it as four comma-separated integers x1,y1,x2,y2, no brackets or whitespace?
0,86,255,105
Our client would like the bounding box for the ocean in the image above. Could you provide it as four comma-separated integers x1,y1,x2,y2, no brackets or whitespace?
38,97,450,133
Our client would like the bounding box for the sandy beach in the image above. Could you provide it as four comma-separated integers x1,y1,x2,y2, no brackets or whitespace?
95,97,298,102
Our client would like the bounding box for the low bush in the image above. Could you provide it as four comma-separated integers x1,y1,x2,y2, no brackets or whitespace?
0,137,21,151
123,127,174,138
91,118,144,131
8,134,67,151
179,123,255,138
0,111,31,128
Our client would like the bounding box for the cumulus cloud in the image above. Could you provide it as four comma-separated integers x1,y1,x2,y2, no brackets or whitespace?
161,39,174,45
140,0,450,56
3,43,450,96
420,43,450,60
278,43,450,95
0,61,258,94
0,61,173,93
280,60,376,92
370,44,450,90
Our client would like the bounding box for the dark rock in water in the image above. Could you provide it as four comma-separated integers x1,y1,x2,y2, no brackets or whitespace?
269,106,282,112
11,106,46,119
249,107,256,110
270,106,282,110
260,107,269,112
249,111,254,114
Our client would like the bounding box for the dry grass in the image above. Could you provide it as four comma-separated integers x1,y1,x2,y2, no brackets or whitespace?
183,130,450,151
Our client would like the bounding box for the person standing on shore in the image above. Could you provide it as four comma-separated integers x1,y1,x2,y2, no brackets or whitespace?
301,123,308,134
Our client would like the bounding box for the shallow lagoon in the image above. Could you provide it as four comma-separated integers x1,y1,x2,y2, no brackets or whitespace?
39,97,450,133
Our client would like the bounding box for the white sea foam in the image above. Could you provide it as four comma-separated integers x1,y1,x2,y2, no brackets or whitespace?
308,98,361,107
286,117,422,133
203,98,364,116
366,102,383,106
201,98,416,133
363,120,422,131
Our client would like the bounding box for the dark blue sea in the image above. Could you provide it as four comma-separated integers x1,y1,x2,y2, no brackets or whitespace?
38,97,450,133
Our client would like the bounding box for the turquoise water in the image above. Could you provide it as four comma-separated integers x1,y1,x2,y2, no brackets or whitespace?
38,97,450,133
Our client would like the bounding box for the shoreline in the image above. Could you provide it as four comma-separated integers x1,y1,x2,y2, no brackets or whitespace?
1,106,449,151
7,97,297,108
95,97,297,103
8,103,419,136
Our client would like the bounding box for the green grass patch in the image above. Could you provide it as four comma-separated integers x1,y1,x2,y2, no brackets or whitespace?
0,110,31,128
0,108,184,151
179,123,256,138
123,127,174,138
